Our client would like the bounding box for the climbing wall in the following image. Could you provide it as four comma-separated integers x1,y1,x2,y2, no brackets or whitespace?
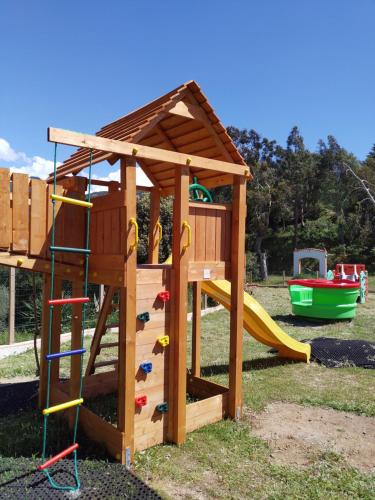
134,266,171,451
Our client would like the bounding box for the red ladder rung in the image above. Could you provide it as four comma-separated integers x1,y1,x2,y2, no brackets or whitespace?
48,297,89,306
38,443,79,471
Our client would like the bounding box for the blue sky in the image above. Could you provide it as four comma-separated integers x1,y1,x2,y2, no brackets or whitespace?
0,0,374,181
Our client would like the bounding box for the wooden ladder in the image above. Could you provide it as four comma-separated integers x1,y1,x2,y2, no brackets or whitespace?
85,286,120,375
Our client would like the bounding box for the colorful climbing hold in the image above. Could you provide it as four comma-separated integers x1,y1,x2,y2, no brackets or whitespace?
156,403,168,413
135,395,147,408
137,312,150,323
157,291,170,303
157,335,169,347
140,362,153,374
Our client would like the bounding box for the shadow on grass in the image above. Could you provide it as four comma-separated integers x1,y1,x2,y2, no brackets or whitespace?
201,356,296,377
272,313,345,327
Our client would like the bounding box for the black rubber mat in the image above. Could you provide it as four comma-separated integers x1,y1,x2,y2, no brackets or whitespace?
306,337,375,368
0,459,162,499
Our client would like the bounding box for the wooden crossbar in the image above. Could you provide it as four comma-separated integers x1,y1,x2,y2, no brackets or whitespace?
48,128,250,180
43,398,83,415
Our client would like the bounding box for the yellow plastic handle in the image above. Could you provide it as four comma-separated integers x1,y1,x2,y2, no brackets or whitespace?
129,218,139,251
182,221,192,251
155,221,163,246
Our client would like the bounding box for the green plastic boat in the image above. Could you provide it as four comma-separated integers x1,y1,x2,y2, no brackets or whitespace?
288,279,360,320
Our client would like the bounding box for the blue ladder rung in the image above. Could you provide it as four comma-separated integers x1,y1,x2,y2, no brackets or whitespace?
46,348,86,361
50,246,91,254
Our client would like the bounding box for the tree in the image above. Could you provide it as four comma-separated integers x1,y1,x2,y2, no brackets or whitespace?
280,127,320,248
227,127,278,279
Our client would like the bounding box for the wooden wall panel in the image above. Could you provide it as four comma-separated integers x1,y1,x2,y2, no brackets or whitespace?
134,267,170,450
205,209,216,261
194,207,206,260
29,179,47,257
0,169,11,249
12,173,29,252
188,202,232,263
46,184,64,261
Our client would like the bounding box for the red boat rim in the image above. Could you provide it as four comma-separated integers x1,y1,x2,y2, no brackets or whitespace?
288,278,360,289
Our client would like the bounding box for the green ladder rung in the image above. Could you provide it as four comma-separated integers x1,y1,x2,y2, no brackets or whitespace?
50,246,90,254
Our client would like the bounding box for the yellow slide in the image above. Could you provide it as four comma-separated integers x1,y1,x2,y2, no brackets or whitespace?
201,280,311,362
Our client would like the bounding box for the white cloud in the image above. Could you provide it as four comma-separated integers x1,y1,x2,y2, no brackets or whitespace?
0,136,153,188
0,138,22,162
0,136,60,179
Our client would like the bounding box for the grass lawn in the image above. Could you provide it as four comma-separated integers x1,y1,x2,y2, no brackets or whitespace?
0,285,374,498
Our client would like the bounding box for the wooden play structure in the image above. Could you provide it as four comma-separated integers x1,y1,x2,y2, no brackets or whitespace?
0,81,253,468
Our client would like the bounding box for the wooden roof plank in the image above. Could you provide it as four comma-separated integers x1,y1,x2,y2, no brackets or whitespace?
53,81,249,186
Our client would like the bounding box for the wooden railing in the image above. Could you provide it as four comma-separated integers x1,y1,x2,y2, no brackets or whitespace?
0,169,85,264
187,201,232,263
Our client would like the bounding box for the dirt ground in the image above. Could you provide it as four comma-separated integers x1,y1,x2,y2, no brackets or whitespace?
248,402,375,472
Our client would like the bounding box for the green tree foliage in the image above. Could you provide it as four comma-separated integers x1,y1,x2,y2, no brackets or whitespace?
227,127,375,276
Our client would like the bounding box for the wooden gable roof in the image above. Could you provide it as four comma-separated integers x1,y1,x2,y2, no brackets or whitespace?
53,81,247,194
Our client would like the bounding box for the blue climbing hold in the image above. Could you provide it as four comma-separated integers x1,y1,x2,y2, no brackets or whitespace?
137,312,150,323
140,362,153,374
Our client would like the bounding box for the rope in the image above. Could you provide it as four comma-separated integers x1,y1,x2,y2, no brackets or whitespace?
40,145,93,491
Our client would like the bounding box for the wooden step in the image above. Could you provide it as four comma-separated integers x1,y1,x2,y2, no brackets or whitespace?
99,342,119,350
93,359,118,369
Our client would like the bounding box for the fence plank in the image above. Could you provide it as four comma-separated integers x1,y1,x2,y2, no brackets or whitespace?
0,168,11,249
12,173,29,252
30,179,47,256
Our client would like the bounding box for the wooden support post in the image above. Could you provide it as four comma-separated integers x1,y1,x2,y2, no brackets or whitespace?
148,187,161,264
169,166,190,444
50,277,62,388
69,280,83,427
39,274,52,408
229,176,246,420
85,286,116,376
192,281,201,377
117,157,137,465
8,267,15,345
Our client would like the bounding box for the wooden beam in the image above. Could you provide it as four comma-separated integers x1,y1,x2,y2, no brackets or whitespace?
191,282,201,377
48,128,249,180
39,274,51,408
50,277,62,388
117,158,137,466
0,252,123,286
69,280,83,427
85,286,116,375
148,187,161,264
169,166,190,444
228,176,246,420
7,267,15,345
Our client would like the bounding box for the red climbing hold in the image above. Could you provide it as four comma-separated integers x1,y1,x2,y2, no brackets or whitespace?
135,395,147,408
157,291,170,303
